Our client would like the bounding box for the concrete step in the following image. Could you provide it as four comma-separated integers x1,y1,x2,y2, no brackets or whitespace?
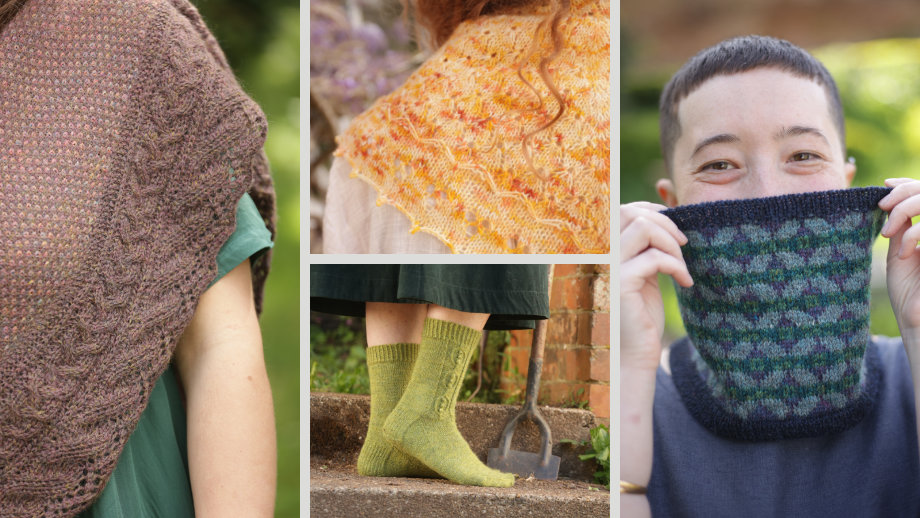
310,461,609,518
310,392,603,481
310,393,610,518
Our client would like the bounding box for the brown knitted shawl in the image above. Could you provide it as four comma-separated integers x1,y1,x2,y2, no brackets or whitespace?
0,0,275,516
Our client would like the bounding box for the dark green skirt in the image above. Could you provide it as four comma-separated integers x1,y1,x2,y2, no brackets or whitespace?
310,265,550,330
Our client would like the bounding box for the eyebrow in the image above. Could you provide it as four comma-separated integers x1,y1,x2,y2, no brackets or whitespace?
690,133,741,158
690,126,831,159
774,125,830,145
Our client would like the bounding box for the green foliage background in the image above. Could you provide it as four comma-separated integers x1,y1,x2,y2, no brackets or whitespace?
193,2,300,516
310,314,516,406
621,37,920,343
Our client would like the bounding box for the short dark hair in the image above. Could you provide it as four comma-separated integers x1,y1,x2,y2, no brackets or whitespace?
658,35,845,172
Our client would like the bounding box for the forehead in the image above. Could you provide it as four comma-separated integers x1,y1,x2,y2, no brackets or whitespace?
675,68,838,147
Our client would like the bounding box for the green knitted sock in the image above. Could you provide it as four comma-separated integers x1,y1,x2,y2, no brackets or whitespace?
357,342,440,478
383,319,515,487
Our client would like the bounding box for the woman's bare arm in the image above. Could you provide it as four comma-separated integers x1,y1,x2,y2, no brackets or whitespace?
174,259,276,517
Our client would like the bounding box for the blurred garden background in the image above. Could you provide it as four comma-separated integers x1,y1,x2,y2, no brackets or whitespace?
309,0,424,252
194,1,299,515
621,0,920,344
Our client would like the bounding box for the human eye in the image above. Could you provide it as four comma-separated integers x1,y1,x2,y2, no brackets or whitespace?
697,160,736,173
789,151,823,163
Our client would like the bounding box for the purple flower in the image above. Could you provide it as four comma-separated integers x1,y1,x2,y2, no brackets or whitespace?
310,0,417,118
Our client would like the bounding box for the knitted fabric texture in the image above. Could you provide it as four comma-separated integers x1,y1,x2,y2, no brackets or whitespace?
335,0,609,254
358,342,439,478
0,1,275,516
382,319,515,487
663,187,890,441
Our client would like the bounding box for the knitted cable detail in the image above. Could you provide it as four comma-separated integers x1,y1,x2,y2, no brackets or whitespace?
335,0,609,254
382,319,514,487
0,1,274,516
663,187,889,441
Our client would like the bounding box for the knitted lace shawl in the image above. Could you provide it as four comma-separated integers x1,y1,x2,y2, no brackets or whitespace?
0,1,275,515
335,0,609,254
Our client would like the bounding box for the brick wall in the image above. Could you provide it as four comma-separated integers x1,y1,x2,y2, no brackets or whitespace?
499,264,610,420
624,0,920,71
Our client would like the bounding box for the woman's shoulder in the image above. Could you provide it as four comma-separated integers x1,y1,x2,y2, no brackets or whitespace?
47,0,171,21
44,0,215,46
871,334,915,396
54,0,194,17
872,334,909,372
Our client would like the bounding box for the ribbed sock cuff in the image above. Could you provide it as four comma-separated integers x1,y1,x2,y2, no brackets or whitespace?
367,342,419,366
422,318,482,348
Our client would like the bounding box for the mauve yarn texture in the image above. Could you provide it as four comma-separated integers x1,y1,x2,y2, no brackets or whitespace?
0,0,274,516
663,187,890,441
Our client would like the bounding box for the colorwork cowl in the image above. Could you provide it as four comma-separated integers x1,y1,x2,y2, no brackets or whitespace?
663,187,890,441
0,1,275,516
335,0,610,254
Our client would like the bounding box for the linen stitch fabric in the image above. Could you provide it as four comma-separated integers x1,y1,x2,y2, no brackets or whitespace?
335,0,609,254
663,187,890,441
0,1,275,516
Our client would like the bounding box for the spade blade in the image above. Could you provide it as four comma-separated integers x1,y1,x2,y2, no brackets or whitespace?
487,447,561,480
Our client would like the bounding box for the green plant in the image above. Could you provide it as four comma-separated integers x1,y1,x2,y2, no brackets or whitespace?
562,387,590,410
459,330,511,404
310,314,370,394
496,351,526,406
561,424,610,490
310,344,370,394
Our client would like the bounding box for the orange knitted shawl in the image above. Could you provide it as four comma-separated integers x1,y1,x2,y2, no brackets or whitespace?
335,0,609,253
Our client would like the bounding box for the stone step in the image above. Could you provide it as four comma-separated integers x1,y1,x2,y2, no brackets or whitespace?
310,461,609,518
309,393,610,517
310,392,603,481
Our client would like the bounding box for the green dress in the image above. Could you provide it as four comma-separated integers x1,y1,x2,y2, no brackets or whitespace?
310,265,550,330
80,193,273,517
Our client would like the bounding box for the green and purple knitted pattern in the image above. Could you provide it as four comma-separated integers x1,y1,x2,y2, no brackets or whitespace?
663,187,889,441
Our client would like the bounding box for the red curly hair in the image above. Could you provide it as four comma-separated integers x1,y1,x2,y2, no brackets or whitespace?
0,0,25,28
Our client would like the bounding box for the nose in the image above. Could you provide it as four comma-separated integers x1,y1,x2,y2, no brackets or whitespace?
745,160,786,199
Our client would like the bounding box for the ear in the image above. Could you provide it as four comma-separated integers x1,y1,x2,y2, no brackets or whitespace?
656,178,679,207
844,159,856,187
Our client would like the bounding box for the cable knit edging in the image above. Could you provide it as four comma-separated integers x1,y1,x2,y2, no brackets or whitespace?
669,337,881,441
0,1,272,516
663,187,892,230
168,0,276,310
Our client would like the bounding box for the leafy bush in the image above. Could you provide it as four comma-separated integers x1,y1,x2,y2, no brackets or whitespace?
582,424,610,489
562,423,610,489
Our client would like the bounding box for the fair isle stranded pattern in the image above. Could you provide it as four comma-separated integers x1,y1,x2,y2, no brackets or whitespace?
335,0,609,254
664,187,890,441
0,1,274,516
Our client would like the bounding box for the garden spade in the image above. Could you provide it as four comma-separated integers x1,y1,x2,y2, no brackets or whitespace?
487,317,560,480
